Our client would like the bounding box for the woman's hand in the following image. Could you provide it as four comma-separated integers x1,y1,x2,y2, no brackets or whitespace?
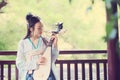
28,70,33,74
50,33,58,48
36,57,46,65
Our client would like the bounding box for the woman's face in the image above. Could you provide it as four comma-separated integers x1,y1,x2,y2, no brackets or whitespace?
31,22,43,38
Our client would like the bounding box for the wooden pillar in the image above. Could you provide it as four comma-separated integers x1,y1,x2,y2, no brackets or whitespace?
106,1,120,80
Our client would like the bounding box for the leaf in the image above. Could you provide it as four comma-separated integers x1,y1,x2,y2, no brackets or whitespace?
106,0,112,9
109,28,117,39
86,6,92,13
102,36,107,42
106,21,114,40
69,0,72,4
117,0,120,7
91,0,94,4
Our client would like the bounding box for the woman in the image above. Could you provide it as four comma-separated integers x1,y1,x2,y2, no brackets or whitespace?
16,13,59,80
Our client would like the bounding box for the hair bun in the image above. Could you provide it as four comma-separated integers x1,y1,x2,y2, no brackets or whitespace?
26,13,33,22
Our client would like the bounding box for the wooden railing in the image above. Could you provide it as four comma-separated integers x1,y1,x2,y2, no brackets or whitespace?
0,50,107,80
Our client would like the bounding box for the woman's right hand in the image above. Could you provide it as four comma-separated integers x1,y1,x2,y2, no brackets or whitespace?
28,70,33,74
36,57,46,64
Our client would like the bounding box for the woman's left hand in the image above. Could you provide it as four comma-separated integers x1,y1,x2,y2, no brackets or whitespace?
50,33,58,48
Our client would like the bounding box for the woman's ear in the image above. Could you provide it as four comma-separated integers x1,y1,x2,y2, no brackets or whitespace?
30,27,33,32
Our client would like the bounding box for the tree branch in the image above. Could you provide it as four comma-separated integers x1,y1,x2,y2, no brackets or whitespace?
0,0,7,10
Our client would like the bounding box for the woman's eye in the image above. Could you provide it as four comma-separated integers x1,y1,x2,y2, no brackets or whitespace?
38,28,42,30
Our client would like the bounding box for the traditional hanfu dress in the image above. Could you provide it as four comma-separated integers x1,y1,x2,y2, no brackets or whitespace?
16,36,59,80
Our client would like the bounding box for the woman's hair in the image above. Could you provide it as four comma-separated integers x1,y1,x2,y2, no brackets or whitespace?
24,13,40,39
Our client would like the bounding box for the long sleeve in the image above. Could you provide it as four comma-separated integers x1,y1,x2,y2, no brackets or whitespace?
51,45,59,63
16,40,27,80
51,45,60,80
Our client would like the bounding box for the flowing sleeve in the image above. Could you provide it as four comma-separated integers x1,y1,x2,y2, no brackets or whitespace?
51,44,60,80
51,45,59,63
16,40,26,79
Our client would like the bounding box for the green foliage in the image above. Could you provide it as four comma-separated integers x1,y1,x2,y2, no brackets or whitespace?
69,0,72,3
0,0,110,60
105,20,114,40
0,41,6,50
0,0,107,51
118,0,120,6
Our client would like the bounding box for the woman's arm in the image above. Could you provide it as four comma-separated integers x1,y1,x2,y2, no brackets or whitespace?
16,40,25,69
16,40,26,78
51,34,58,48
51,34,59,62
30,49,44,56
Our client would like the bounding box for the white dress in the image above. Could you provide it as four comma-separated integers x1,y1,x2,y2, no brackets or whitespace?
16,37,59,80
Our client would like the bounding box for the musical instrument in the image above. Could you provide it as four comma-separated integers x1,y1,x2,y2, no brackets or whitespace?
33,47,51,80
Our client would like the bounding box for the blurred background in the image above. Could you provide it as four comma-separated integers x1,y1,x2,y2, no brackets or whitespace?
0,1,120,79
0,0,110,51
